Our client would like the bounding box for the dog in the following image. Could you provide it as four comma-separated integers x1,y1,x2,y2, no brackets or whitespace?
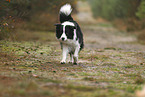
55,4,84,65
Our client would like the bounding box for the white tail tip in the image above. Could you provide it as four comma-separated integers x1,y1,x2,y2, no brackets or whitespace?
60,4,72,16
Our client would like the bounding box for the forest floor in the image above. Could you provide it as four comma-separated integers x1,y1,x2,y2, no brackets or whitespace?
0,1,145,97
0,22,145,97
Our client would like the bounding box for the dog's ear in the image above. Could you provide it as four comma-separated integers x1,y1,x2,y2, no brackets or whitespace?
54,23,61,26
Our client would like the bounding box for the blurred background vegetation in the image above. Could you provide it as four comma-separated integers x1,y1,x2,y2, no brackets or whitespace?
88,0,145,41
0,0,145,42
0,0,76,40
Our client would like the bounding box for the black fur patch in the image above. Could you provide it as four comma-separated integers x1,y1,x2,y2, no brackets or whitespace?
72,21,84,50
60,13,73,23
65,25,75,39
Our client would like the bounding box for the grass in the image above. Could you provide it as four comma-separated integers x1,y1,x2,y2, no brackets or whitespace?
0,29,145,97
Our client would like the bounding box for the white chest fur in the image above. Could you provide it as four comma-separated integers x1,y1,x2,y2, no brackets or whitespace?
60,39,80,53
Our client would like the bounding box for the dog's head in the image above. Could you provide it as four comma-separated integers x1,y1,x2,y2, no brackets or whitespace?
55,21,76,41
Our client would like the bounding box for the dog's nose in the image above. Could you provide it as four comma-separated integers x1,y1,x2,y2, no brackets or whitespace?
61,37,65,41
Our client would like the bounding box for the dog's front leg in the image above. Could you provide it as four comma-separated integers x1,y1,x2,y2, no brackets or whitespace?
61,45,68,64
73,46,80,65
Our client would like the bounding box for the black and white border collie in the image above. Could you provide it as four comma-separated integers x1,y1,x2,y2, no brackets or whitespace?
55,4,84,65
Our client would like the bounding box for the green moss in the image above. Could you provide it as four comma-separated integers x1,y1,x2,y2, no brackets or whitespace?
104,47,117,50
135,75,145,84
102,62,116,66
65,84,96,91
124,65,134,68
83,77,96,81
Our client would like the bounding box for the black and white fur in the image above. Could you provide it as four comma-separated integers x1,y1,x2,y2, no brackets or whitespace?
55,4,84,65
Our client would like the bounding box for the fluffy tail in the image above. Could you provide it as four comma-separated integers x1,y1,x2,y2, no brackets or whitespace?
59,4,73,23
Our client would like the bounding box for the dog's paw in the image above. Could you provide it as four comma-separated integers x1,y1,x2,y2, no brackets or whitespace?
68,61,73,64
60,61,66,64
73,62,78,65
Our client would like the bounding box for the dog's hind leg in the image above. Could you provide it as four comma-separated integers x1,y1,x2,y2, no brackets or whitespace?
69,53,73,63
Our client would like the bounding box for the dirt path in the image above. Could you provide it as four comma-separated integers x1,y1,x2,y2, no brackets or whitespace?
0,1,145,97
83,24,145,51
76,1,145,52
